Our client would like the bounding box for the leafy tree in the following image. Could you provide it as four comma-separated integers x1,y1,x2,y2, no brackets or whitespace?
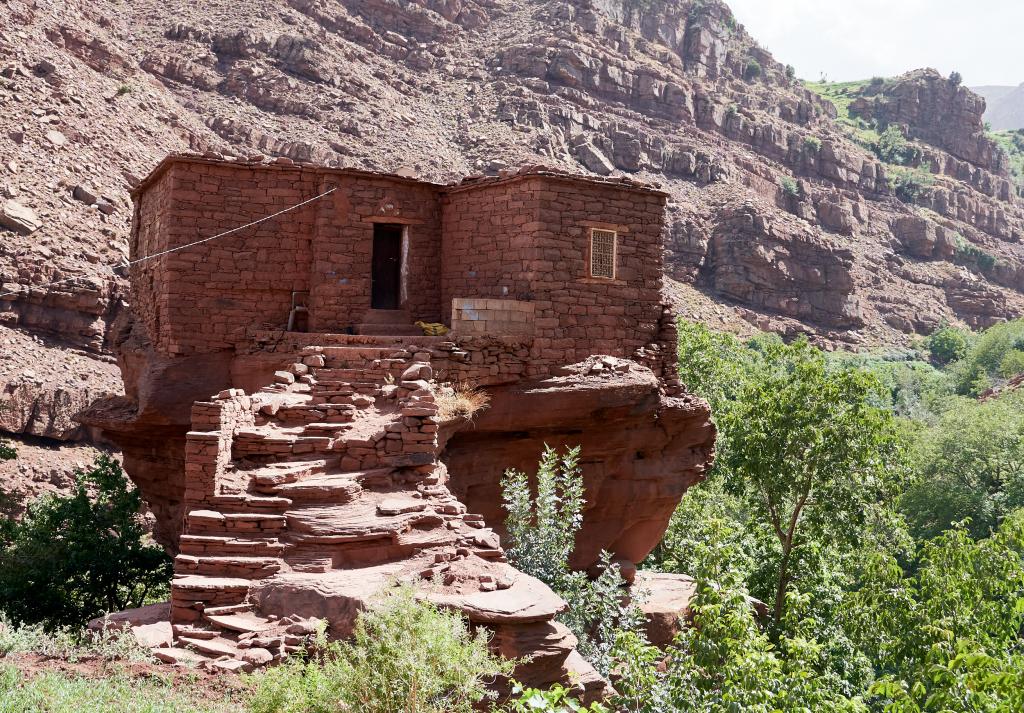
950,317,1024,394
248,588,512,713
875,125,919,166
743,58,762,81
925,324,970,366
948,70,963,87
999,349,1024,379
845,512,1024,712
657,527,866,712
901,390,1024,540
721,339,905,625
0,455,172,629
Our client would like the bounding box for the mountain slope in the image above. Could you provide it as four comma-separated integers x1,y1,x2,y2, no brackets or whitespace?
2,0,1024,461
974,83,1024,130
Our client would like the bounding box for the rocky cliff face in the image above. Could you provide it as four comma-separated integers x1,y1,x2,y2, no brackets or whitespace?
2,0,1024,466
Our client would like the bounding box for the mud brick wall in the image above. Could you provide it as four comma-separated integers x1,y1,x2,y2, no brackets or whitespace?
131,160,319,355
131,158,445,356
442,175,668,373
308,174,443,331
451,298,535,336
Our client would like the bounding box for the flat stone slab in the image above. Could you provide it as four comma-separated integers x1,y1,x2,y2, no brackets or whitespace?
153,647,205,665
205,612,275,634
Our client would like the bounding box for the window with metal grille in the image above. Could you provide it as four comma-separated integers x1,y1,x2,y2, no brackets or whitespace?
590,228,617,279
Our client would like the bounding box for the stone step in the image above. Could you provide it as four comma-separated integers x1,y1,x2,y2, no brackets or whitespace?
272,472,376,502
302,422,353,437
249,460,330,489
204,611,276,634
204,603,255,617
180,535,285,558
175,554,282,579
355,323,423,336
153,647,207,665
209,494,293,511
186,509,287,536
284,495,441,544
171,575,251,610
178,635,240,658
172,624,220,639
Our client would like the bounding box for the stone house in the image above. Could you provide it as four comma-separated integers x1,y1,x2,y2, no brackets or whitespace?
132,155,670,370
85,155,714,693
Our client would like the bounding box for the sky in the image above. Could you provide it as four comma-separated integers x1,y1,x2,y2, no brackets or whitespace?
725,0,1024,87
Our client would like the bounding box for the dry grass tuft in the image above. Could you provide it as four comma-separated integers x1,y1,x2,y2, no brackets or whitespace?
434,382,490,422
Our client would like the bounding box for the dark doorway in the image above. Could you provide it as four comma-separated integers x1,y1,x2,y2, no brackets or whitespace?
371,224,403,309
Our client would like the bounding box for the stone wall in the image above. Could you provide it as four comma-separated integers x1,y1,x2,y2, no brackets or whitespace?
130,157,446,356
441,174,668,374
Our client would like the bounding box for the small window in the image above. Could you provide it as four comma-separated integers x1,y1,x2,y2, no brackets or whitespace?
590,228,617,279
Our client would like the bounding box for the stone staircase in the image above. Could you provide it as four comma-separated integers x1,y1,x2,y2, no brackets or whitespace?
164,338,602,695
354,308,423,336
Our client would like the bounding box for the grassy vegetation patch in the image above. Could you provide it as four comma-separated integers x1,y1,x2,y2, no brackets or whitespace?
989,129,1024,195
0,666,234,713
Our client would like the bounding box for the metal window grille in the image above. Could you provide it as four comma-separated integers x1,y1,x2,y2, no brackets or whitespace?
590,229,616,279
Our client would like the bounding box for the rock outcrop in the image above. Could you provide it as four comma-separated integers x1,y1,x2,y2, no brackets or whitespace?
85,330,712,695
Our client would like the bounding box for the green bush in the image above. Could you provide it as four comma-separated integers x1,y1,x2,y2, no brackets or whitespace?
248,588,511,713
743,58,762,81
780,176,800,198
874,124,919,166
999,349,1024,379
926,324,971,366
901,390,1024,540
804,135,822,153
950,318,1024,394
888,166,934,202
0,455,172,630
785,64,796,81
506,683,608,712
954,235,999,272
502,446,646,676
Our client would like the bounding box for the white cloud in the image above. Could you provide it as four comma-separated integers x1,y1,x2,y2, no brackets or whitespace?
726,0,1024,86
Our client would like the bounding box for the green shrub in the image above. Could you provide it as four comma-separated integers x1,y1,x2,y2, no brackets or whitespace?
999,349,1024,379
0,455,172,630
888,166,934,203
248,588,511,713
743,58,762,81
926,324,971,366
902,390,1024,540
953,234,999,272
785,64,796,81
950,318,1024,394
0,439,14,461
874,124,919,166
804,135,822,153
502,446,646,676
780,176,800,198
506,682,608,712
949,70,963,87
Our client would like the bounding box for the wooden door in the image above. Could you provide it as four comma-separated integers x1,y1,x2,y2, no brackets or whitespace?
371,224,402,310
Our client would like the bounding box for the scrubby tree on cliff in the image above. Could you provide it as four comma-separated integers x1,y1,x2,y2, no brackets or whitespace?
0,455,172,629
721,339,905,626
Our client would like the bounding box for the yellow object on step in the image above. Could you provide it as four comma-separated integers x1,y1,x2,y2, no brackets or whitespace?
415,321,449,336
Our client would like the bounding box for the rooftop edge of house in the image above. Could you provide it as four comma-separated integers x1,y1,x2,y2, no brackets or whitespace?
131,153,671,200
